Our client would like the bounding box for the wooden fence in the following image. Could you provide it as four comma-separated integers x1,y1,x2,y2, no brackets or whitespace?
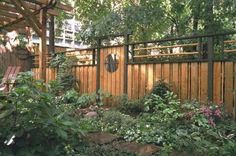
30,32,236,119
0,45,67,72
0,47,32,72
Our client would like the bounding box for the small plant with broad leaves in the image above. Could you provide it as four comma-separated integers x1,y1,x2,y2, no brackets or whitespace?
0,72,82,155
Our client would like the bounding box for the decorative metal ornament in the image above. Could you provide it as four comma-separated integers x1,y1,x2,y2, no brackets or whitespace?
105,53,119,73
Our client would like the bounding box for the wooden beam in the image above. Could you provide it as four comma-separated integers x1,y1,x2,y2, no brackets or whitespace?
0,3,18,13
134,43,198,51
224,49,236,53
12,0,42,29
0,10,21,19
2,0,59,16
39,8,47,82
0,10,40,30
224,40,236,44
0,16,14,23
133,52,199,58
49,15,55,54
57,2,73,12
32,0,73,11
10,0,42,36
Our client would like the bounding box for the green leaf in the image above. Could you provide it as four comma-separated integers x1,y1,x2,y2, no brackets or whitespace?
56,129,68,140
0,109,13,119
62,121,74,126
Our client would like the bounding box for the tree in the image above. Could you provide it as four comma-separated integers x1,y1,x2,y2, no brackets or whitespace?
63,0,236,44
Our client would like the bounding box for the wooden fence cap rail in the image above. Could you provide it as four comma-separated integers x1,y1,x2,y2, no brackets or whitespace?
224,40,236,44
224,49,236,53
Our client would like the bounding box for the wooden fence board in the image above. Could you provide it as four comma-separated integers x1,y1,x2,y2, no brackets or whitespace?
128,65,132,98
180,63,188,100
147,64,154,93
133,65,139,99
234,62,236,120
163,64,170,84
140,64,146,98
172,63,179,96
190,63,199,100
224,62,234,113
120,47,124,94
154,64,162,83
213,62,222,104
200,63,208,103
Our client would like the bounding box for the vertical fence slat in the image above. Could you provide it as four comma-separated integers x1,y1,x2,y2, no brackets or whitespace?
200,63,208,103
191,63,199,100
213,62,221,104
133,65,139,99
140,65,146,98
128,65,132,98
224,62,234,113
172,63,179,97
181,63,188,100
147,64,154,93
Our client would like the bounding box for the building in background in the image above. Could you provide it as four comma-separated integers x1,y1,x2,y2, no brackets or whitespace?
31,19,86,49
32,0,86,49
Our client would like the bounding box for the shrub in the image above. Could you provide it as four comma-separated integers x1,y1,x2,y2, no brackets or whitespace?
150,80,171,98
49,53,77,92
0,72,81,155
100,110,136,134
115,95,144,116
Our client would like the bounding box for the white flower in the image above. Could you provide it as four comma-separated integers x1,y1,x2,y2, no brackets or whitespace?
4,135,15,146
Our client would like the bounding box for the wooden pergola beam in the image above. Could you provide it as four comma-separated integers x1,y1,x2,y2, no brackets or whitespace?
39,8,47,81
0,10,40,30
2,0,59,16
0,3,19,14
0,16,14,23
30,0,73,11
0,10,21,19
10,0,42,36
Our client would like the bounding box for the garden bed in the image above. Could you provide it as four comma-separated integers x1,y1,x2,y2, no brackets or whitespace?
0,73,236,156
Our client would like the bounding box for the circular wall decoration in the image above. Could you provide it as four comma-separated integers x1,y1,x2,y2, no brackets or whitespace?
105,53,119,73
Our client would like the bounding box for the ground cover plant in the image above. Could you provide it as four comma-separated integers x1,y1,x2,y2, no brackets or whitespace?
78,82,236,156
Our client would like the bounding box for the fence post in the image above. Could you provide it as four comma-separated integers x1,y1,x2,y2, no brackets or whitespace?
124,33,130,94
92,49,96,65
208,37,214,102
96,38,101,102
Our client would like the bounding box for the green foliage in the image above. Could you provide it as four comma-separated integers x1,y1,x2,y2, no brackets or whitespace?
49,53,76,92
100,110,137,134
0,72,81,155
150,80,171,98
78,118,101,133
17,34,27,48
73,0,236,44
115,95,144,116
98,91,236,156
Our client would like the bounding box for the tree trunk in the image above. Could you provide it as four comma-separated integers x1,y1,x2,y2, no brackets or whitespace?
204,0,214,33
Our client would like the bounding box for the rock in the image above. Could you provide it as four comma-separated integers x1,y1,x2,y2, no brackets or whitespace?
113,141,161,155
89,105,98,111
84,111,98,118
84,132,120,144
170,151,189,156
